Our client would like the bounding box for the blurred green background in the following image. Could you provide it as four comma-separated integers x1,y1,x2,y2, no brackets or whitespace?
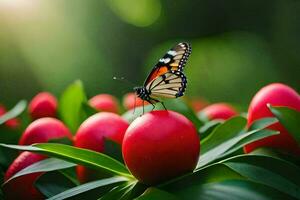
0,0,299,109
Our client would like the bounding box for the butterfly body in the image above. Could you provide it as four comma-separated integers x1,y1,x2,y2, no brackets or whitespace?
134,42,191,110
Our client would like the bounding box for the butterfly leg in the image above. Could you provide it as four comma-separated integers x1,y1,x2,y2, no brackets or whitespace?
161,102,167,110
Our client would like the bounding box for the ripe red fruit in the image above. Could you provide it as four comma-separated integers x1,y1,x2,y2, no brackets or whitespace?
122,110,200,185
28,92,57,120
89,94,119,113
19,117,73,145
199,103,238,120
0,104,20,129
123,92,148,110
188,98,209,112
3,151,45,200
74,112,129,183
244,83,300,155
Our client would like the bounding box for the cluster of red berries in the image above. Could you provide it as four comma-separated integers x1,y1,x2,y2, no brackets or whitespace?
2,83,300,199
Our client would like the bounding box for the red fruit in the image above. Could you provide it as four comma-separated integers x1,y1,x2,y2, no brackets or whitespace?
28,92,57,120
19,117,73,145
0,104,20,129
74,112,129,183
244,83,300,155
122,110,200,185
189,98,209,112
123,92,148,110
3,151,45,200
89,94,119,113
200,103,238,120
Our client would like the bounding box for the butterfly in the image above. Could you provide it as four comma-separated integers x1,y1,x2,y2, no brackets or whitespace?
134,42,192,112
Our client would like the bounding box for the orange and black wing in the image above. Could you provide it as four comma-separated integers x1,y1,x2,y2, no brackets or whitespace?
143,42,191,87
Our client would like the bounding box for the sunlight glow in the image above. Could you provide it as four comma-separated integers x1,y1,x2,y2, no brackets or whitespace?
0,0,38,12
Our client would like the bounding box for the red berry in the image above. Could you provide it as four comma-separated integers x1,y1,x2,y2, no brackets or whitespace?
189,98,209,112
28,92,57,120
19,117,73,145
123,92,148,110
200,103,238,120
74,112,129,183
244,83,300,155
3,151,45,200
89,94,119,113
122,110,200,185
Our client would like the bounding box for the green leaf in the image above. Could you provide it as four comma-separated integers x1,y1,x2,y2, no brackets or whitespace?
173,179,295,200
4,158,76,184
104,138,124,163
269,105,300,144
222,129,279,158
59,80,89,133
135,188,179,200
161,163,244,191
0,100,26,125
248,117,278,131
59,167,80,186
222,154,300,199
99,182,136,200
48,177,128,200
122,99,203,130
197,129,278,168
0,143,132,177
35,171,77,198
198,120,223,139
200,116,247,154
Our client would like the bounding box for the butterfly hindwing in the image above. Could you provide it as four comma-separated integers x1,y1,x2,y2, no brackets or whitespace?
146,71,187,99
144,42,191,86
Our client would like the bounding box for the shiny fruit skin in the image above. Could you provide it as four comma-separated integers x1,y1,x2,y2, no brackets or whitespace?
75,112,129,183
3,152,45,200
200,103,237,120
89,94,119,113
19,117,73,145
28,92,57,120
244,83,300,155
122,110,200,185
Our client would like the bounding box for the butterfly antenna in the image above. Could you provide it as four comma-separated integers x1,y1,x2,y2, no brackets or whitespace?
113,76,136,87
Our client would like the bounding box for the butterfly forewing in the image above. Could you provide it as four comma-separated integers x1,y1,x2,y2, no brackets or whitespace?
144,42,191,86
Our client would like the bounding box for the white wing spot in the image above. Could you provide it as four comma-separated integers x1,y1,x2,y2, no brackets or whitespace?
168,50,177,56
164,58,171,63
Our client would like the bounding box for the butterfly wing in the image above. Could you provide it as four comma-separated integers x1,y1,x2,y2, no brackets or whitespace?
146,71,187,99
144,42,191,87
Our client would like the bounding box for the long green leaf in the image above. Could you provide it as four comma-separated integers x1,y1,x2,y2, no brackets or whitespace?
99,182,136,200
48,177,128,200
0,100,26,125
161,163,244,191
199,120,223,139
222,154,300,199
248,117,278,131
269,105,300,144
222,129,279,158
0,143,132,177
135,188,179,200
4,158,76,184
59,80,88,133
174,179,295,200
201,116,247,154
197,129,278,168
35,171,77,198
